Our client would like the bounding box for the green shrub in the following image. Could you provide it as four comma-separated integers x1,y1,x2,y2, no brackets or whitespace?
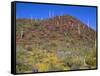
85,47,96,68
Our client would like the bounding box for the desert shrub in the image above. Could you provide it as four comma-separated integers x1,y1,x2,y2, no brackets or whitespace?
85,56,96,67
85,47,96,68
35,63,49,72
63,56,83,70
31,48,70,72
16,48,34,73
16,48,71,73
40,52,70,71
33,24,43,30
16,63,32,73
16,49,26,62
49,42,57,47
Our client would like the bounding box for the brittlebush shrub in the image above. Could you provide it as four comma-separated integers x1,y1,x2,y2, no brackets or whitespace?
35,63,49,72
34,52,68,72
16,48,71,73
33,49,70,72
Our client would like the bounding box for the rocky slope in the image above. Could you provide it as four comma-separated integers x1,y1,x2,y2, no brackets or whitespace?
16,14,97,73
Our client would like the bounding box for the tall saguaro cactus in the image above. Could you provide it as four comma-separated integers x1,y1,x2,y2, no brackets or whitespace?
83,56,87,66
78,24,81,35
49,10,51,18
87,19,90,28
30,15,33,25
20,27,24,39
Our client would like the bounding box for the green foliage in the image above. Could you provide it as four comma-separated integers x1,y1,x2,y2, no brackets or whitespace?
33,24,44,30
16,63,32,73
85,48,96,68
16,48,71,73
16,18,97,73
85,56,96,67
16,46,97,73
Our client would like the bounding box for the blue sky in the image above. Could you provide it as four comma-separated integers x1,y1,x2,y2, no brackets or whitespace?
16,2,97,30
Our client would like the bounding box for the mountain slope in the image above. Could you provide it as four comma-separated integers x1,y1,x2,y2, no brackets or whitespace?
16,14,97,73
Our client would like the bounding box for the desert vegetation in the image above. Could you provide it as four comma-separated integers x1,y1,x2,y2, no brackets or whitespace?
16,15,97,73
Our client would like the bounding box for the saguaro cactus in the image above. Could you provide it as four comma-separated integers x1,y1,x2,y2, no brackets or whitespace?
78,24,81,35
30,15,33,25
87,19,90,27
20,28,24,39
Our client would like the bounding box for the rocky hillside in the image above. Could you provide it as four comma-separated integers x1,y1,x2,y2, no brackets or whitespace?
16,14,97,73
